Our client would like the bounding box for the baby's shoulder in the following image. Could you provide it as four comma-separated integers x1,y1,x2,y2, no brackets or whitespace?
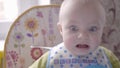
99,46,111,54
99,46,120,68
29,52,49,68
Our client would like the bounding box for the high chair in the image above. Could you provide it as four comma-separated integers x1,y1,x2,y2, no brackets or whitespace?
4,5,63,68
0,51,4,68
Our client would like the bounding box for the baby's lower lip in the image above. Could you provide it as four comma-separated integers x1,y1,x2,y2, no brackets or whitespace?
76,44,89,49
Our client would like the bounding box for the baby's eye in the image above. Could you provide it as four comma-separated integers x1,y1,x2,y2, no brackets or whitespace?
69,25,79,32
89,26,98,32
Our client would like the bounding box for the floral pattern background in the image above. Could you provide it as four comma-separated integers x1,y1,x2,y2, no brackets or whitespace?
4,5,62,68
100,0,120,60
31,48,43,60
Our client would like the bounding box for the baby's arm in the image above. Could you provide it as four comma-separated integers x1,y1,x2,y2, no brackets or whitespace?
103,47,120,68
29,52,49,68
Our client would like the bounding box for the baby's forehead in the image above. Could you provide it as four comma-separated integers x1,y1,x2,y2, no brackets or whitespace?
59,0,106,25
62,0,101,9
64,18,104,27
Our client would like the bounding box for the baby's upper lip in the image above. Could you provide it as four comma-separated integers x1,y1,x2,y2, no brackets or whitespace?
76,44,89,48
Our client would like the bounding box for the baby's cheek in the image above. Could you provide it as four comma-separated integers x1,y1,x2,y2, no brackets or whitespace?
63,36,75,47
92,36,101,46
64,37,73,45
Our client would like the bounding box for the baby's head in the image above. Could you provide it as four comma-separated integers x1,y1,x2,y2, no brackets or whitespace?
57,0,106,56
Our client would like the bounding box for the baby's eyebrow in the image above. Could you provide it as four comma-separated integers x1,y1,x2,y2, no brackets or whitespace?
88,23,100,26
89,25,100,29
69,25,76,27
65,24,76,29
67,20,78,23
68,25,77,28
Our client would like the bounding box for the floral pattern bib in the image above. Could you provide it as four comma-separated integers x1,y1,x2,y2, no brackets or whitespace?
47,43,112,68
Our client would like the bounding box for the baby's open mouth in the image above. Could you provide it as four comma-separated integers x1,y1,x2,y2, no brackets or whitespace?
76,44,89,49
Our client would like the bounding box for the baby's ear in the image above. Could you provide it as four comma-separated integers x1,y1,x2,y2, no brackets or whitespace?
57,22,63,35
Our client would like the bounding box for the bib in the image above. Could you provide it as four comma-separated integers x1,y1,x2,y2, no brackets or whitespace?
46,43,112,68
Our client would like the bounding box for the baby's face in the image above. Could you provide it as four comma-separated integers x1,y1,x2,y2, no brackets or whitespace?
58,0,105,56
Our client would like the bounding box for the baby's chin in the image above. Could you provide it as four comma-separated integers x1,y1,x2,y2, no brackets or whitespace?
71,51,91,56
68,47,97,56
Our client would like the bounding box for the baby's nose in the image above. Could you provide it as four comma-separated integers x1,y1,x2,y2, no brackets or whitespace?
78,31,89,40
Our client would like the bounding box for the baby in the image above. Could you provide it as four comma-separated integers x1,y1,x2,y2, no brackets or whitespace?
29,0,120,68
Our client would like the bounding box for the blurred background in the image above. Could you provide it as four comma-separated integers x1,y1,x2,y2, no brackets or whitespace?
0,0,50,40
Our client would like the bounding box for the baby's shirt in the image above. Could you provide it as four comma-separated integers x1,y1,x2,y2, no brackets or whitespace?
47,43,113,68
29,43,120,68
